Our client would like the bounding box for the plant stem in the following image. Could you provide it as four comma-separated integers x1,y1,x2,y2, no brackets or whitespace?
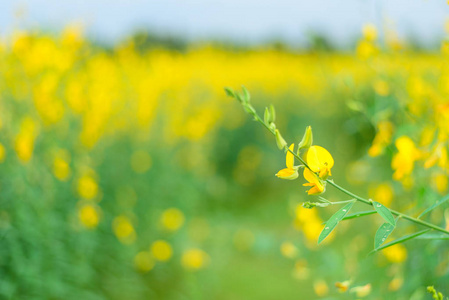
248,106,449,236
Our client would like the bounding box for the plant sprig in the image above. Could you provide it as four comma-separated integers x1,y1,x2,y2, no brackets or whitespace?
225,86,449,251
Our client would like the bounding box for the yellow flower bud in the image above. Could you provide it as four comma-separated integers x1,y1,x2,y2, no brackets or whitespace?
298,126,313,151
275,129,287,150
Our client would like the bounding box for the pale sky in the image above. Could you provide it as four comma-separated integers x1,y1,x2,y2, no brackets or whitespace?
0,0,448,47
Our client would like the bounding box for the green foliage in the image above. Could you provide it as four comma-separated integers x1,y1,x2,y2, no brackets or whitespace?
318,202,355,244
372,201,396,226
374,222,395,249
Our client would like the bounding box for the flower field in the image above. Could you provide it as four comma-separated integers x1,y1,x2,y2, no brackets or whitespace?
0,25,448,299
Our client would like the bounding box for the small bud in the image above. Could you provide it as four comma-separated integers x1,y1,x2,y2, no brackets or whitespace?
264,107,270,124
241,86,251,103
298,126,313,151
269,104,276,123
264,106,275,125
224,87,236,98
302,202,316,209
275,129,287,150
269,123,276,132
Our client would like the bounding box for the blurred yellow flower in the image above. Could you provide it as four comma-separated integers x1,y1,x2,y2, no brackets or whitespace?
350,284,371,298
0,143,5,163
388,277,404,291
335,280,351,293
307,145,334,179
77,174,99,200
362,24,378,41
78,203,100,229
433,173,448,194
113,215,136,244
391,136,421,180
382,243,407,263
15,118,37,163
373,80,390,96
181,248,209,271
313,279,329,297
134,251,154,273
130,150,152,174
424,143,448,169
151,240,173,262
280,241,298,259
303,168,325,195
292,259,309,280
294,205,326,243
275,144,299,180
368,121,394,157
160,208,185,232
53,149,71,181
369,183,393,206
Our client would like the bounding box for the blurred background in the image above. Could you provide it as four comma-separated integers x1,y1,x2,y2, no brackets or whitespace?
0,1,449,299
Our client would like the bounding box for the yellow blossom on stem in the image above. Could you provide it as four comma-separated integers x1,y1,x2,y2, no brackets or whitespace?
303,168,325,195
275,144,299,180
306,145,334,179
391,136,421,180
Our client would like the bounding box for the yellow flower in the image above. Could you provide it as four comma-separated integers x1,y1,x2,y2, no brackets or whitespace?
0,143,5,163
134,251,154,273
160,208,185,232
362,24,378,41
391,136,421,180
350,284,372,298
280,241,298,259
113,215,136,244
78,203,100,229
382,243,407,263
181,248,209,271
303,168,325,195
151,240,173,262
313,279,329,297
275,144,299,180
306,145,334,179
77,173,99,200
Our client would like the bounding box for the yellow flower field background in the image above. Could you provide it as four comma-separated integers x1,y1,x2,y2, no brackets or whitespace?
0,24,449,299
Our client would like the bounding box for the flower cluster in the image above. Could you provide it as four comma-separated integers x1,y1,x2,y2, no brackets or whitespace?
275,127,334,195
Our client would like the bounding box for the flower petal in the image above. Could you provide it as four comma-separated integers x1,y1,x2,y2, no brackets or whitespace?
276,168,298,180
306,145,334,173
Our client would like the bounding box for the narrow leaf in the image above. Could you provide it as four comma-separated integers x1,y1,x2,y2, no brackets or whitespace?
369,229,431,254
416,233,449,240
418,194,449,218
318,202,354,244
374,222,395,249
372,201,396,226
342,210,376,221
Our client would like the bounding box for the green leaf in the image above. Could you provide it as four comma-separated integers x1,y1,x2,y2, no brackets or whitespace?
369,229,431,254
372,201,396,226
418,194,449,218
342,210,376,221
374,222,395,249
318,202,354,244
224,87,235,98
416,233,449,240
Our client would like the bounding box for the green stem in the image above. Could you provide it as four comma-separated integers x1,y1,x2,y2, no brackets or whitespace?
326,180,449,235
249,106,449,236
